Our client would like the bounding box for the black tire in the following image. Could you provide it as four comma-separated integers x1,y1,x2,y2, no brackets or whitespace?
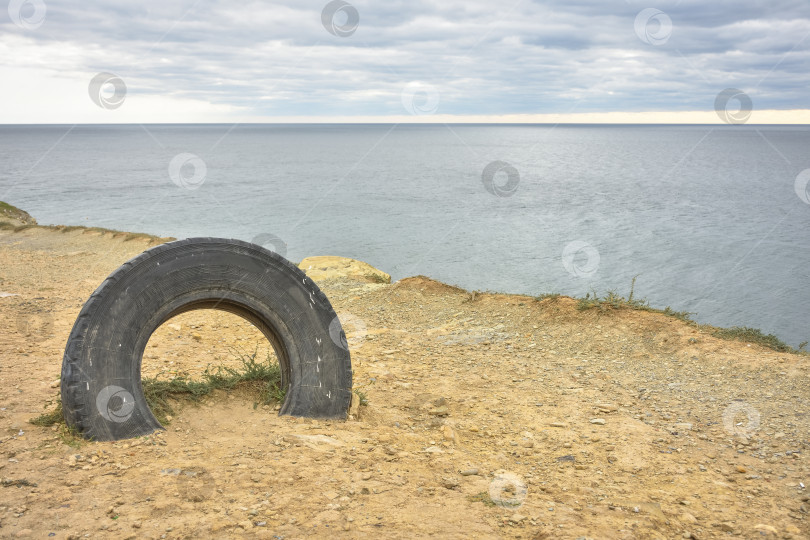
61,238,352,441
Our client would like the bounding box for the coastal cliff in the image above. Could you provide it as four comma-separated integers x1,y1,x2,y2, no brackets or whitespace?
0,205,808,539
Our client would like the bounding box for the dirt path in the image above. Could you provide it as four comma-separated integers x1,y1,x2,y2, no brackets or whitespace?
0,223,808,539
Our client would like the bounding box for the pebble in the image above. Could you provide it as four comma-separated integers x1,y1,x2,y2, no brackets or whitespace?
460,468,479,476
429,406,449,417
549,422,566,428
590,419,606,425
441,477,460,489
679,512,697,523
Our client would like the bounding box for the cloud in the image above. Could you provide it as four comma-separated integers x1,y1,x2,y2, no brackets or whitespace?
2,0,809,121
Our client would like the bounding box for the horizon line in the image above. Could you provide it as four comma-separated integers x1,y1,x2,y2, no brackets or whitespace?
4,110,810,125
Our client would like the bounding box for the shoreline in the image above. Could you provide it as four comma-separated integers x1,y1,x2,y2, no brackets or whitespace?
1,200,803,356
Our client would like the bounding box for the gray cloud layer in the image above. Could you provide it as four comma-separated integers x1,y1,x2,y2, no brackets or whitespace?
4,0,810,116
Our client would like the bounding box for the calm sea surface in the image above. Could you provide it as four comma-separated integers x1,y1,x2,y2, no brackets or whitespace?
1,124,808,346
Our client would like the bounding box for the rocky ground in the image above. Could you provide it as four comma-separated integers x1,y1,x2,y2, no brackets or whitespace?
0,219,809,539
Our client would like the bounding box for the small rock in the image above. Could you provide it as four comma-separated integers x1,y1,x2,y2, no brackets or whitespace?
510,513,526,523
679,512,697,524
460,468,479,476
735,465,747,473
442,425,458,443
429,406,449,417
753,524,778,534
590,419,606,425
441,477,460,489
549,422,566,428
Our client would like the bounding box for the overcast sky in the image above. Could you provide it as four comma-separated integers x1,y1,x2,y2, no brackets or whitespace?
2,0,809,122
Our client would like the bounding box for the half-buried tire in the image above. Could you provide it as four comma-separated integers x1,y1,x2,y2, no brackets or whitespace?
61,238,353,441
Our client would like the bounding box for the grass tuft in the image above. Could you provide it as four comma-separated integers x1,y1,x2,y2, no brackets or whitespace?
575,276,695,324
29,346,286,436
30,404,64,427
710,326,795,353
467,491,496,506
142,346,284,425
353,388,369,406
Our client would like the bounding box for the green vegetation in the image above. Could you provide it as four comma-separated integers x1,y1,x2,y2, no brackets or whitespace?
467,492,496,506
710,326,795,353
365,272,390,284
29,405,64,427
30,346,285,434
142,346,284,424
353,388,369,406
0,201,36,224
575,276,694,323
572,277,804,353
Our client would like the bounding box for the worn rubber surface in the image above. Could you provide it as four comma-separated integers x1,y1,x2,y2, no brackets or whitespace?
61,238,352,441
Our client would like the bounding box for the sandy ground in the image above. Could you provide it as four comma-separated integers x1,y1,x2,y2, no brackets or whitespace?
0,222,809,539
